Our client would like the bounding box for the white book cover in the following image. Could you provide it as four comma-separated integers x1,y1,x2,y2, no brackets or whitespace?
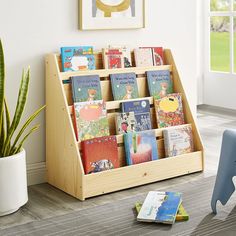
134,48,153,67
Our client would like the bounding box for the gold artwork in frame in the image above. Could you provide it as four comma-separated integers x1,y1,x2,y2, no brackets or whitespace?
79,0,145,30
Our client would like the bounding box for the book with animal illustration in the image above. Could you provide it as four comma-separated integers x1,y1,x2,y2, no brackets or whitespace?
73,100,110,141
135,201,188,222
140,47,164,66
108,45,132,68
115,112,136,134
121,99,152,131
137,191,182,224
154,93,185,128
81,136,119,174
163,124,194,157
61,46,95,72
71,75,102,103
124,130,158,165
134,48,153,67
110,73,139,100
146,70,173,99
102,48,124,69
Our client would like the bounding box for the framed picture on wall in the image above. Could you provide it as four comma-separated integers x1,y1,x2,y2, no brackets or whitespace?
79,0,145,30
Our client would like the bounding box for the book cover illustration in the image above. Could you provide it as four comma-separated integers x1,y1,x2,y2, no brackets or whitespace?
73,100,110,141
61,46,95,72
102,48,124,69
71,75,102,103
146,70,173,99
124,130,158,165
163,124,194,157
121,99,152,131
154,93,185,128
115,112,136,134
110,73,139,100
135,202,188,222
134,48,153,67
152,47,164,66
81,136,119,174
108,45,132,68
137,191,182,224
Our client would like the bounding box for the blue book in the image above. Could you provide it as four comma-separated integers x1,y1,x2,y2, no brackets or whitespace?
110,73,139,101
121,99,152,131
146,70,173,99
137,191,182,224
61,46,95,72
71,75,102,103
124,130,158,165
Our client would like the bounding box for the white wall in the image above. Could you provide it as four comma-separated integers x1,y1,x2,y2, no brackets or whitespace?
0,0,198,185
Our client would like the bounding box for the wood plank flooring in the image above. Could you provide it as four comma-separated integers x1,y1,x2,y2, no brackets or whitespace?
0,105,234,230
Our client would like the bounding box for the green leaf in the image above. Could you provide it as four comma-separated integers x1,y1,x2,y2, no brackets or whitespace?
0,113,5,157
4,98,10,134
0,39,5,140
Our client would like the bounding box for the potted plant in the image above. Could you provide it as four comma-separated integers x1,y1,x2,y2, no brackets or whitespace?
0,39,45,216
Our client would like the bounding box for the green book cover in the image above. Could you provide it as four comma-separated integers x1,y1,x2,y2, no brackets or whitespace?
110,73,139,100
135,202,189,222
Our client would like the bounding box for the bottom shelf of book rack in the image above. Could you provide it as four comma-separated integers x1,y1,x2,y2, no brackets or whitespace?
81,151,203,200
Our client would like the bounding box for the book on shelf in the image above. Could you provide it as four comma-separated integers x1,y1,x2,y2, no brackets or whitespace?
154,93,185,128
139,47,164,66
163,124,194,157
73,100,110,141
70,75,102,103
102,48,124,69
135,202,189,222
110,72,139,100
134,48,153,67
60,46,95,72
124,130,158,165
137,191,182,224
115,112,136,134
81,136,119,174
121,99,152,131
108,45,132,68
146,70,173,99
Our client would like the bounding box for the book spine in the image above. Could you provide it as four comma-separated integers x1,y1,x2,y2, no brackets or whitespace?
163,130,170,158
123,133,132,165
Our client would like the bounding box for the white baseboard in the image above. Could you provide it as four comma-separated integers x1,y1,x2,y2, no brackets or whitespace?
27,162,46,186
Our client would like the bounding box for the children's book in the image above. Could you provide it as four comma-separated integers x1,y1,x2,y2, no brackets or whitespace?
61,46,95,72
154,93,185,128
146,70,173,99
163,124,194,157
81,136,119,174
110,73,139,100
124,130,158,165
140,47,164,66
71,75,102,103
137,191,182,224
73,100,110,141
115,112,136,134
102,48,124,69
135,202,189,221
134,48,153,67
121,99,152,131
108,45,132,68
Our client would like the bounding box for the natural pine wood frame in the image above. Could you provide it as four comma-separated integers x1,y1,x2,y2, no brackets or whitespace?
45,49,204,201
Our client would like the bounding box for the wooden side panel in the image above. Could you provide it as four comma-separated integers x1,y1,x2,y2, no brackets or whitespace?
84,151,202,199
45,54,85,200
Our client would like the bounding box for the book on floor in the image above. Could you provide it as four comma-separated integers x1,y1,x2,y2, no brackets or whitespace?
124,130,158,165
134,48,153,67
163,124,194,157
137,191,182,224
71,75,102,103
81,136,119,174
110,72,139,100
121,99,152,131
61,46,95,72
73,100,110,141
135,202,189,221
146,70,173,99
154,93,185,128
115,112,136,134
102,48,124,69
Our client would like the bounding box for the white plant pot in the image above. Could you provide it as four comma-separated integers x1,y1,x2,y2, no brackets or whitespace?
0,149,28,216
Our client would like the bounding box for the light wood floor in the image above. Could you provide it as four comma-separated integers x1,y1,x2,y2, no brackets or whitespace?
0,105,235,230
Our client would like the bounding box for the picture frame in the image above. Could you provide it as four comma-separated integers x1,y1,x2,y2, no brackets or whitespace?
79,0,145,30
